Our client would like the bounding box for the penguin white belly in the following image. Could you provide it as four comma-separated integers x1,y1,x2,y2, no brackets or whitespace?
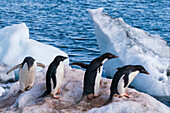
94,58,108,96
94,66,103,96
52,62,64,95
19,62,37,91
127,71,139,86
117,74,126,96
117,71,139,96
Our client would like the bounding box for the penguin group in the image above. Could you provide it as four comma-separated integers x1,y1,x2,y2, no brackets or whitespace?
6,52,149,106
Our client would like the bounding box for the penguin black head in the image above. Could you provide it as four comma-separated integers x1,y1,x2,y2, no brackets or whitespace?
135,65,149,75
101,52,118,60
22,57,35,70
53,55,68,63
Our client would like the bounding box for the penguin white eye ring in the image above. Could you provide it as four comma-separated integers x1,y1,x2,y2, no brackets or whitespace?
6,56,45,92
71,52,118,103
103,65,149,106
40,55,68,99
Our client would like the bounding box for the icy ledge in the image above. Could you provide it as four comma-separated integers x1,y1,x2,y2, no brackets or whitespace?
0,23,69,68
0,65,169,113
88,8,170,96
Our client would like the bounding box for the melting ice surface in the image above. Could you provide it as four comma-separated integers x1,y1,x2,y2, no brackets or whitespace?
89,8,170,96
0,23,69,72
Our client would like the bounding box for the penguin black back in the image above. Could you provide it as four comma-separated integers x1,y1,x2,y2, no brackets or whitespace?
21,57,35,70
82,52,118,96
104,65,149,106
40,55,67,97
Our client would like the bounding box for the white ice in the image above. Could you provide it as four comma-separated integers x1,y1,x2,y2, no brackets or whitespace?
88,8,170,96
0,63,15,82
0,23,69,69
0,87,5,96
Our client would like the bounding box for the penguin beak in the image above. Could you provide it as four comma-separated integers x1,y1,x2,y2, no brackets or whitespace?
144,71,149,75
62,57,68,61
146,71,149,75
65,57,68,59
109,55,118,59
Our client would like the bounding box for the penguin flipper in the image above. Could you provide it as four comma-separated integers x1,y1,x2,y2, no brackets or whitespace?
70,62,88,69
6,64,22,74
37,62,45,68
51,71,57,89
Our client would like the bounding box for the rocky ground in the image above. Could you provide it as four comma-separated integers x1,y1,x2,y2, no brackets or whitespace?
0,65,169,113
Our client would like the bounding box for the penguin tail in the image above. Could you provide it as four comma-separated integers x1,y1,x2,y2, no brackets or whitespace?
102,96,113,106
102,99,112,106
70,62,88,69
76,95,85,104
39,91,51,98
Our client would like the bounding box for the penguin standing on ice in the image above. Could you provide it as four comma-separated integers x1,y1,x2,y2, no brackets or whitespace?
71,52,118,102
103,65,149,105
7,57,45,92
40,55,68,99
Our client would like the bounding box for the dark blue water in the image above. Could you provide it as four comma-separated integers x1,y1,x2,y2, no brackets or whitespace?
0,0,169,107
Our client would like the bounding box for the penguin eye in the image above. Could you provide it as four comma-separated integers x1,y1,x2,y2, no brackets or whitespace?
142,69,145,72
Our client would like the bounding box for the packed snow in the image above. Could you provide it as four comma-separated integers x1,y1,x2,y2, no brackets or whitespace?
0,65,169,113
88,8,170,96
0,23,69,69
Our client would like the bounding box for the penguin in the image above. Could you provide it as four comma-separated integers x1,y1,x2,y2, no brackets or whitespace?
103,65,149,105
70,52,118,102
6,57,45,92
40,55,68,99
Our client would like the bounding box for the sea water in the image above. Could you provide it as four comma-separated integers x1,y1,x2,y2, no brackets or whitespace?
0,0,169,107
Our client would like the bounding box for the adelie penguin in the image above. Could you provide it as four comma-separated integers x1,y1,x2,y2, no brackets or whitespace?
70,52,118,102
40,55,68,99
6,57,45,92
103,65,149,105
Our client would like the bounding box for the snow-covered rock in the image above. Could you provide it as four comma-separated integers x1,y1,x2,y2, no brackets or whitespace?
0,23,69,68
87,88,170,113
0,65,169,113
88,8,170,96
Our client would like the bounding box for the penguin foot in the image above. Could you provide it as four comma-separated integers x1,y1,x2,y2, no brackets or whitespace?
113,94,122,98
113,94,119,97
52,94,60,99
123,93,130,98
57,89,62,94
93,94,101,98
87,94,94,100
25,86,32,91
